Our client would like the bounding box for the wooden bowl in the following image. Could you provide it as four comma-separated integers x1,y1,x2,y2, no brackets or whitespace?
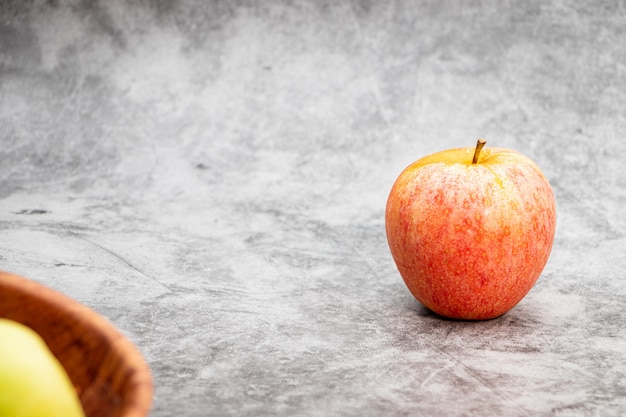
0,271,153,417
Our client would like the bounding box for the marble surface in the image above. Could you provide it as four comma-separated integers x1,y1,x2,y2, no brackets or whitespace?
1,1,626,416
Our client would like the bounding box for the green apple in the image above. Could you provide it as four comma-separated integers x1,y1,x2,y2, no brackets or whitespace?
0,318,86,417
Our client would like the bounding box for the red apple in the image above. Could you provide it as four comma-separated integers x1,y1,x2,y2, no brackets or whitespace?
385,139,556,320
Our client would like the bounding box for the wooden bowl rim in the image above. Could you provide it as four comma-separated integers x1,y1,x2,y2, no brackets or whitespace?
0,271,153,417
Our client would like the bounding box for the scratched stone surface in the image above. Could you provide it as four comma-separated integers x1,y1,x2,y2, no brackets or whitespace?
1,1,626,416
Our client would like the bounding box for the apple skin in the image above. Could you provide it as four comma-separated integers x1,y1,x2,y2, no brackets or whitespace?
0,318,86,417
385,143,556,320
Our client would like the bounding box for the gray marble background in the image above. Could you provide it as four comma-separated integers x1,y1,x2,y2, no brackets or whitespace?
1,1,625,416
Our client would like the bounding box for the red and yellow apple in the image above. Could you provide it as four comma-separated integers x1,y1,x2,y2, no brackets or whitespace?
385,139,556,320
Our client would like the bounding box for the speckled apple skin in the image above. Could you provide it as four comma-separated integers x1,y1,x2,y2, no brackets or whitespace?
385,146,557,320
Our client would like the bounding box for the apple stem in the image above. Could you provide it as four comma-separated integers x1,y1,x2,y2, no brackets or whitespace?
472,139,487,164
